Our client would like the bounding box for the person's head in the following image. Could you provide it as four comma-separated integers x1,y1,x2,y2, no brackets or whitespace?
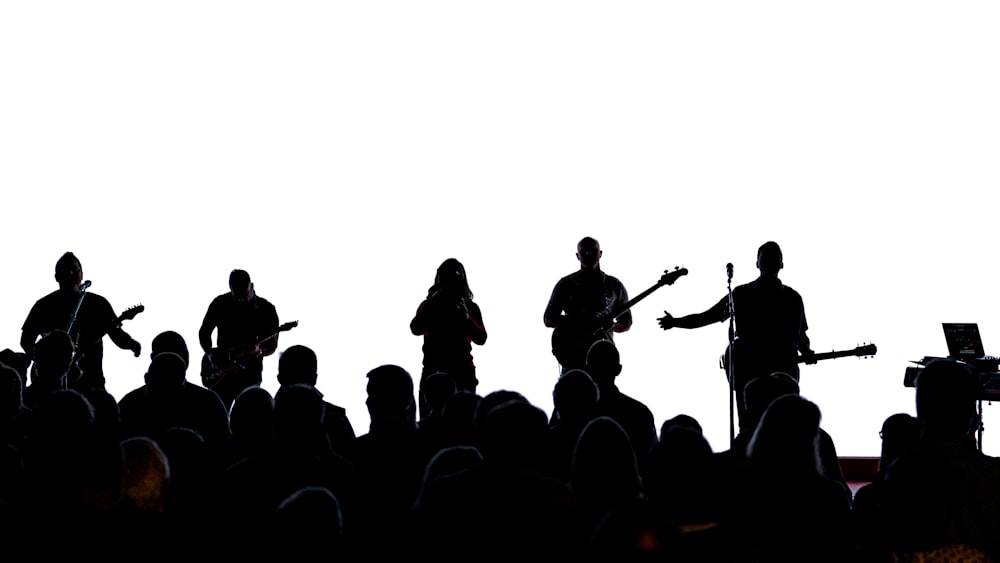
273,383,325,441
571,416,642,506
277,345,318,387
742,371,800,434
432,258,473,300
144,351,187,400
553,368,600,424
474,389,528,438
0,349,28,391
577,237,602,271
150,330,189,368
120,436,170,513
878,412,920,469
746,393,823,475
229,269,254,303
230,385,274,438
421,371,457,416
0,365,24,422
54,252,83,291
915,358,981,442
276,486,344,541
659,414,703,440
756,241,783,278
478,398,548,468
32,330,75,389
365,364,415,425
585,339,622,387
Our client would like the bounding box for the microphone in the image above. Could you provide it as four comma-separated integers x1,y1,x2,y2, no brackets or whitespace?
726,263,733,281
80,280,92,291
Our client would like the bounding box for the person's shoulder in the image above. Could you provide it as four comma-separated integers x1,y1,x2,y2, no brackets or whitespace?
87,292,114,307
554,271,580,285
29,290,64,309
188,384,230,413
604,273,627,287
323,400,348,418
118,385,148,405
254,295,277,311
607,389,655,419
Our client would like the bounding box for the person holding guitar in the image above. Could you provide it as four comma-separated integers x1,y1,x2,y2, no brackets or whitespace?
544,236,633,375
20,252,142,395
199,268,281,411
657,241,816,435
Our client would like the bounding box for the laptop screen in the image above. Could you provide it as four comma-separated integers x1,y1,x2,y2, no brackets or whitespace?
943,322,986,361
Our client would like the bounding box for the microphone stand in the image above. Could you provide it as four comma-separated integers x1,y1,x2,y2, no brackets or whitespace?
725,265,736,448
66,280,92,334
65,280,91,386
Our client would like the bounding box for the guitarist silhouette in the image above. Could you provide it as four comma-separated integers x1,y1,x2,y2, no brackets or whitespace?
658,242,816,435
544,236,688,373
199,269,282,411
544,237,630,373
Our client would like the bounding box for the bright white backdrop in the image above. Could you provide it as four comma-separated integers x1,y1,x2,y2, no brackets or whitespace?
2,2,999,456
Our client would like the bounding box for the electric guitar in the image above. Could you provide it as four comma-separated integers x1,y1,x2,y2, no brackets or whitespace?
114,304,145,328
201,320,298,389
67,304,145,384
720,342,877,383
551,267,688,369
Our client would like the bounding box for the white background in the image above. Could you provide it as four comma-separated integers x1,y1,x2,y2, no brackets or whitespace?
2,2,998,456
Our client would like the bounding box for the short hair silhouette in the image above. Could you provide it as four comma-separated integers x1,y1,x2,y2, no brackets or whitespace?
277,345,318,386
151,330,190,368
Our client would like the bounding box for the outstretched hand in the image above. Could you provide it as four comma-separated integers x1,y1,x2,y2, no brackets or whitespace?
657,311,675,330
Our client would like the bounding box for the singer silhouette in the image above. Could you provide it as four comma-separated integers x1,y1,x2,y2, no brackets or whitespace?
20,252,142,395
410,258,487,418
657,241,815,433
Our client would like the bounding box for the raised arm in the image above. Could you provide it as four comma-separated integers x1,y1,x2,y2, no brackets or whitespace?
658,296,729,330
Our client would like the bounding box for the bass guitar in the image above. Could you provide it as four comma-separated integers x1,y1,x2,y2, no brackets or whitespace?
720,341,877,383
551,267,688,369
201,320,298,389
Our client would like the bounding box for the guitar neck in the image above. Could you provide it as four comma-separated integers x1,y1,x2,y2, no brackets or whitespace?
799,346,877,364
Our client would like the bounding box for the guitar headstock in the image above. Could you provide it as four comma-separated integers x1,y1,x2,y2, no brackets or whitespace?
854,343,877,358
119,304,145,321
278,320,299,332
660,266,689,286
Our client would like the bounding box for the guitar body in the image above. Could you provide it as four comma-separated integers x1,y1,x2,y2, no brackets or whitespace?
551,321,610,371
200,349,248,389
550,267,688,370
720,340,803,389
201,320,299,389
